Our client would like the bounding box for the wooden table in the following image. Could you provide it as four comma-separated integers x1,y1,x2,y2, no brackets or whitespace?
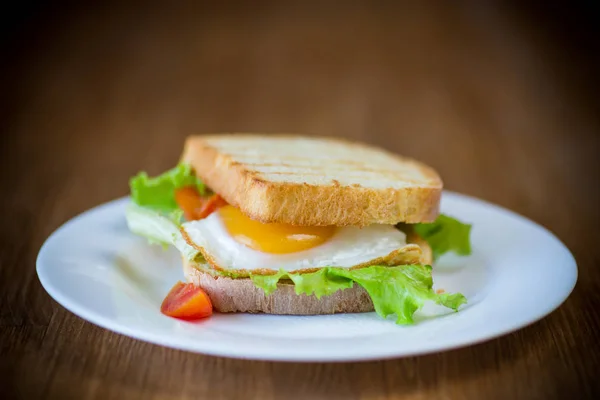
1,2,598,399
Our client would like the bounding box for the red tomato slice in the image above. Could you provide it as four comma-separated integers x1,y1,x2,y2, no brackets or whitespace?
160,281,213,320
174,187,227,220
174,187,205,221
195,194,228,219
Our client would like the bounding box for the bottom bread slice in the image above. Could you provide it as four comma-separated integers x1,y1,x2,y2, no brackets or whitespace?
183,260,374,315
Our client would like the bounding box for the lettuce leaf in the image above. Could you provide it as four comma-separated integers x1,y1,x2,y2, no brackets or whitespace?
125,203,199,260
414,214,472,260
250,270,288,296
129,164,204,212
288,269,354,299
331,265,465,324
251,269,354,298
437,292,469,310
250,265,466,325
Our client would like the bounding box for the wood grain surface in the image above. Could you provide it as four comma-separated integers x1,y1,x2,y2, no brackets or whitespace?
1,2,599,399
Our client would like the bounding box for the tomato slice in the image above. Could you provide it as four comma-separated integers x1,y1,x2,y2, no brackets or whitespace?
195,194,228,219
174,187,227,220
174,187,205,221
160,281,213,320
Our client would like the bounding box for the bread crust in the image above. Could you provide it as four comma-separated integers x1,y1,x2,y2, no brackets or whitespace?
181,134,442,226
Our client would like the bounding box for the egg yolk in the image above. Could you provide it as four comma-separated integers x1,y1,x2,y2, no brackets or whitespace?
218,205,336,254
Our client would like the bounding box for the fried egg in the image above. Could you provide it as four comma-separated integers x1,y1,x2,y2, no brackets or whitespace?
180,205,422,273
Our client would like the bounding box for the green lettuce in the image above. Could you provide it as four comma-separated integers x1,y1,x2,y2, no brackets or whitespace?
129,164,204,212
250,270,288,296
250,265,466,325
125,203,199,260
288,268,354,299
251,268,355,298
331,266,466,324
414,214,472,260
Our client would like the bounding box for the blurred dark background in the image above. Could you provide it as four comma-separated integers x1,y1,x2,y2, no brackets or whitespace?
2,1,598,224
1,2,600,399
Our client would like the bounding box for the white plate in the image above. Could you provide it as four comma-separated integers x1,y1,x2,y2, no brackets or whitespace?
36,192,577,362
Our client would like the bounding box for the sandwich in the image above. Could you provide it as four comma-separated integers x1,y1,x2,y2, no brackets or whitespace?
126,134,472,324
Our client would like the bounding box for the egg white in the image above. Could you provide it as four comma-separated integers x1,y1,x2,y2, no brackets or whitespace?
180,211,414,272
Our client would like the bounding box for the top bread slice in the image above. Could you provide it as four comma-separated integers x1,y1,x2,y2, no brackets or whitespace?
181,134,442,226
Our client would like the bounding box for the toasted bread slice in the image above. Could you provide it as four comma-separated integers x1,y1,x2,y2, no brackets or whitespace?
182,232,432,314
181,134,442,226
